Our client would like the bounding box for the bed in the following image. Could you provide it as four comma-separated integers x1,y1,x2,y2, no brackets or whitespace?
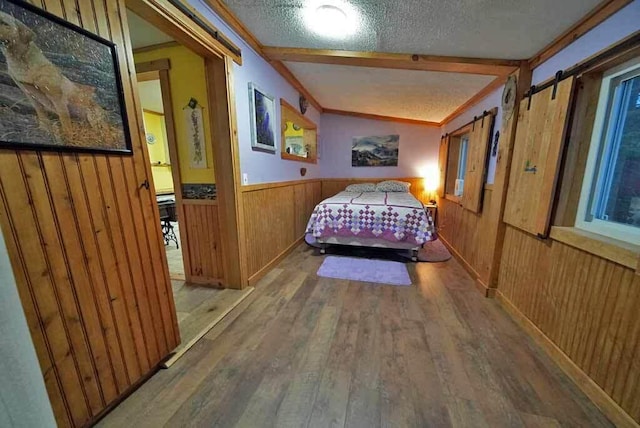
305,186,436,261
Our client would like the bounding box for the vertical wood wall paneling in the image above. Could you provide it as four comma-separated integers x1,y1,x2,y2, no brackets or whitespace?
182,202,225,284
503,77,576,238
498,225,640,424
320,178,425,201
0,1,180,426
242,180,323,284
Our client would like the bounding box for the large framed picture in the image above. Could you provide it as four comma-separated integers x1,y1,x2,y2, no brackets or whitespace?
248,82,276,152
0,0,132,154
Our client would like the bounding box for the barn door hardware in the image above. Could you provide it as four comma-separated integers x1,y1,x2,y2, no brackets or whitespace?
551,70,563,100
524,160,537,174
526,86,536,110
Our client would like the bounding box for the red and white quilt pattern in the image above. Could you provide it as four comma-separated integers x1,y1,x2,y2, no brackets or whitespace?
305,191,436,245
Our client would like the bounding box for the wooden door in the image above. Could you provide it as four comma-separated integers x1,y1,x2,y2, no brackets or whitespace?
0,1,180,427
503,77,575,237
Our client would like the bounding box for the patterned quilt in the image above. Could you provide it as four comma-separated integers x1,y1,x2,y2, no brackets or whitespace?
305,191,436,245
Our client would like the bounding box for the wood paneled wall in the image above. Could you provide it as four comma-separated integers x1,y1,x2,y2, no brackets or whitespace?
437,189,497,286
181,202,224,284
0,1,179,427
498,225,640,424
241,180,322,285
321,177,425,201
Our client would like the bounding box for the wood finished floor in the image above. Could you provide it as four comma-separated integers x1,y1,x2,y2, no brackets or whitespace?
99,244,611,428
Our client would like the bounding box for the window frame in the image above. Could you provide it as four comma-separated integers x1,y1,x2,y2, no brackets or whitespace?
575,56,640,245
444,125,472,199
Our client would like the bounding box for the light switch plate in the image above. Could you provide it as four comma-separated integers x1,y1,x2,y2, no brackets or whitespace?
242,173,248,185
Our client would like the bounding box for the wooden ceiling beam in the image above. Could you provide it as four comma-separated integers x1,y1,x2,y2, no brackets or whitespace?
323,109,440,127
263,47,521,76
202,0,323,112
528,0,633,69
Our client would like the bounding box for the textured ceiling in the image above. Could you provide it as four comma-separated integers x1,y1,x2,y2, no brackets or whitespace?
285,62,495,122
127,9,174,49
221,0,602,58
138,80,165,113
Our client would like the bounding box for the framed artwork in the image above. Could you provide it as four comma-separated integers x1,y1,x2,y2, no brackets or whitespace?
0,0,132,154
248,82,276,152
352,134,400,167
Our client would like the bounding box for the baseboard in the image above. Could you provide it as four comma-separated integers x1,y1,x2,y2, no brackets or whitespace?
248,236,304,287
495,291,639,428
438,234,495,298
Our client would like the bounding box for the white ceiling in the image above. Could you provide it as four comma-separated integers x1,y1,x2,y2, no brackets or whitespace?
127,9,174,49
215,0,601,122
221,0,602,59
138,80,165,113
286,62,494,122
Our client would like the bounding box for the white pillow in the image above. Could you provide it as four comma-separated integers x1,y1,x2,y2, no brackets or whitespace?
375,180,411,192
345,183,377,192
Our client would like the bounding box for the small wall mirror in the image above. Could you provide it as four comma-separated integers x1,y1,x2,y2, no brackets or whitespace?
280,99,318,164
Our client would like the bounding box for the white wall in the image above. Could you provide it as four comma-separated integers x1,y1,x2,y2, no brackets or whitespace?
320,113,441,179
0,228,56,428
189,0,322,185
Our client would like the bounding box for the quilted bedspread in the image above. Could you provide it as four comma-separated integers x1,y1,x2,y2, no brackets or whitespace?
305,191,436,245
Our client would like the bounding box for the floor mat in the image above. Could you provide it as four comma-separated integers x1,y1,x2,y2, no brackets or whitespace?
317,256,412,286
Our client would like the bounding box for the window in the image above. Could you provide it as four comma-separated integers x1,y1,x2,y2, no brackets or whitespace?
445,133,470,197
576,57,640,244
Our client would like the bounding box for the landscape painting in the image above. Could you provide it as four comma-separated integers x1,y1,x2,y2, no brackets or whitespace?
0,0,131,153
352,134,400,167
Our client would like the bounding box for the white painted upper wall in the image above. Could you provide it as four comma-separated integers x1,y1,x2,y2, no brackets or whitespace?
320,114,441,179
188,0,322,185
441,0,640,184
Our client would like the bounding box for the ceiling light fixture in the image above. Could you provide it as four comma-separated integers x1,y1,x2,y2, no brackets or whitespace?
304,0,360,39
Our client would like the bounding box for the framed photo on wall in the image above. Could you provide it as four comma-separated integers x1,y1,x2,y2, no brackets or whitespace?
0,0,132,154
248,82,276,152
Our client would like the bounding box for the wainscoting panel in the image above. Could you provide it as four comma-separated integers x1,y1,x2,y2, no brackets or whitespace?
321,178,424,201
241,180,322,283
0,1,179,426
498,225,640,424
182,202,224,284
437,188,497,286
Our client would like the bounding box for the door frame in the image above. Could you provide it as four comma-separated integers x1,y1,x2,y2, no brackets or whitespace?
126,0,246,288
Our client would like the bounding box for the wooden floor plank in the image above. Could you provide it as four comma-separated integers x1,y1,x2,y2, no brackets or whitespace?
99,244,613,428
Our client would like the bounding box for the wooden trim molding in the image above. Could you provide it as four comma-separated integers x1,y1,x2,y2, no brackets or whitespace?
247,236,305,287
324,109,440,126
263,47,521,76
549,226,640,269
496,291,640,428
135,58,171,72
528,0,633,69
133,41,180,54
241,178,322,193
127,0,242,64
440,75,507,125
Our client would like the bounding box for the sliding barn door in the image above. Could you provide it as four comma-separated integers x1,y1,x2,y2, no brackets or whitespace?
503,77,575,237
0,1,180,427
461,112,495,213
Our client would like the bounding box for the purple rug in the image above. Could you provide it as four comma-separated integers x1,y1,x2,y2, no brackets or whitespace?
317,256,412,286
418,239,452,262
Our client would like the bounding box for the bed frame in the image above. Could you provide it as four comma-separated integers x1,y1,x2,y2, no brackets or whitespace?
317,236,421,262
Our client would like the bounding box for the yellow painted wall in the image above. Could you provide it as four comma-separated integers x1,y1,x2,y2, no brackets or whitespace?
143,111,174,193
135,45,216,184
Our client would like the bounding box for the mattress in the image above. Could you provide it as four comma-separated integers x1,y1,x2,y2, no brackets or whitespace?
305,191,436,247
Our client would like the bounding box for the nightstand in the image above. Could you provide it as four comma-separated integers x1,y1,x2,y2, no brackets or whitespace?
424,203,437,227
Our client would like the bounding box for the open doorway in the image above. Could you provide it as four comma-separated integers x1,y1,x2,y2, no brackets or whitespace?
127,8,253,365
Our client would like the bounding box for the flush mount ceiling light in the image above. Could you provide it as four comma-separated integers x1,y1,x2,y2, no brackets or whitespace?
304,0,360,39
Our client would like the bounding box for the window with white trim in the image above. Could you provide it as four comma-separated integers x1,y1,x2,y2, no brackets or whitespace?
576,57,640,244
